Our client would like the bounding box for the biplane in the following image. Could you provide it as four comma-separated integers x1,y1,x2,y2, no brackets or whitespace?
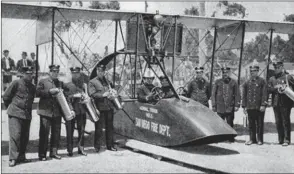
2,2,294,147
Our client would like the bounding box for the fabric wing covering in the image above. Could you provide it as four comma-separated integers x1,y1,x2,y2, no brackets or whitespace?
2,2,294,35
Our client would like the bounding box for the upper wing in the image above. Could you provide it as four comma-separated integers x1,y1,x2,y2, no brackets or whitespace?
2,2,294,34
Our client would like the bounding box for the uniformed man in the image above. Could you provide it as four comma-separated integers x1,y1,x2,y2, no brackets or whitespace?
159,75,175,98
187,66,210,107
63,67,88,156
137,68,157,103
36,65,68,160
88,64,117,152
211,67,240,142
242,65,267,145
268,61,294,146
1,50,16,91
2,66,35,167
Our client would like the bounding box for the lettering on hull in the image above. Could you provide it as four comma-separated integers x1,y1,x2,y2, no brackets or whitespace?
135,117,171,137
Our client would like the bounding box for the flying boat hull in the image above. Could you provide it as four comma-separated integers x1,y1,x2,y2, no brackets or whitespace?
114,98,237,147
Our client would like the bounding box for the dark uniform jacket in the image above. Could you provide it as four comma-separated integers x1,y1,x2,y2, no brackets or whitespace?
242,76,267,110
63,82,87,115
162,86,175,98
36,77,64,117
268,72,294,107
2,79,35,120
211,78,241,113
137,83,156,103
187,77,210,106
88,77,114,111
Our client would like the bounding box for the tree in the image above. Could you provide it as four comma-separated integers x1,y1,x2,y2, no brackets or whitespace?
243,14,294,63
281,14,294,62
272,35,287,61
183,2,247,66
243,34,270,63
183,6,199,59
55,1,83,7
89,1,120,10
184,6,199,16
216,1,247,18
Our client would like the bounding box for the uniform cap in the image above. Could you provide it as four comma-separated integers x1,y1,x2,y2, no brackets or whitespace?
70,67,81,73
273,61,283,67
97,64,106,71
195,66,204,72
49,64,60,71
221,66,231,72
249,65,259,71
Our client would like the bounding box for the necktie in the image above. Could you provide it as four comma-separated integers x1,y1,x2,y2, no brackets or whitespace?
6,58,10,69
23,59,27,67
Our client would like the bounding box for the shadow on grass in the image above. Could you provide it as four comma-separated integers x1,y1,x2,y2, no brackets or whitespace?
1,130,126,156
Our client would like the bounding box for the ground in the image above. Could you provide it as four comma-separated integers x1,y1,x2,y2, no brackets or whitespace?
1,108,294,173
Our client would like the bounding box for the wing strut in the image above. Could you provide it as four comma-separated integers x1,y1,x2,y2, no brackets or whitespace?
209,26,218,96
51,7,56,65
237,21,246,85
265,29,274,81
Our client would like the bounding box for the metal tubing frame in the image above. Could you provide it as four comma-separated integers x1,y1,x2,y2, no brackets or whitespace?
134,14,140,98
139,15,149,48
172,16,177,82
113,20,118,85
237,21,246,85
209,26,218,95
118,21,126,47
51,7,56,65
266,29,274,81
162,22,173,49
119,54,127,85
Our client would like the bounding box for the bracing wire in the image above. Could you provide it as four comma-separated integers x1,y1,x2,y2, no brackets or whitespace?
119,54,127,85
199,24,242,68
8,20,37,49
87,21,114,48
79,20,103,54
179,23,242,88
173,26,212,73
258,34,294,77
56,9,95,56
54,39,66,67
242,29,271,62
210,25,242,76
184,25,211,58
